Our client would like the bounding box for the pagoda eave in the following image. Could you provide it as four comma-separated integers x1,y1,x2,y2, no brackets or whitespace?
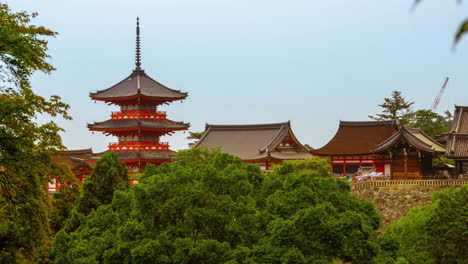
89,127,189,132
90,94,187,103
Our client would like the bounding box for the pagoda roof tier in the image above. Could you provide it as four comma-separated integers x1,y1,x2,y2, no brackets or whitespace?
194,121,310,161
87,150,173,162
311,120,397,156
88,119,190,132
372,127,445,154
90,69,188,102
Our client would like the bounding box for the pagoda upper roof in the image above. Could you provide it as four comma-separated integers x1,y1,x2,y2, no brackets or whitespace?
372,127,445,154
88,118,190,131
89,69,188,101
87,150,173,161
194,121,310,161
311,120,397,156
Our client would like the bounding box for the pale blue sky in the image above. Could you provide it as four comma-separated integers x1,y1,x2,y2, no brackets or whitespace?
8,0,468,151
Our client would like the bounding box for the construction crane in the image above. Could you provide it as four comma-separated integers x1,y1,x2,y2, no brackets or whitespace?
431,77,449,111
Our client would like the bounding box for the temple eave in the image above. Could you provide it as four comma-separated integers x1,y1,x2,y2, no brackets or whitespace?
88,127,189,132
90,95,187,102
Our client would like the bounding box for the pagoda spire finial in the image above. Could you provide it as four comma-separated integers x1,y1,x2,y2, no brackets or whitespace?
135,17,141,70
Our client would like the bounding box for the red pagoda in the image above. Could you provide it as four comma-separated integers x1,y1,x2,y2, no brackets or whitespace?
86,18,190,173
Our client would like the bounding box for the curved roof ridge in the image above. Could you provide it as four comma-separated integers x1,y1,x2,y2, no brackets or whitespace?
408,127,445,149
59,148,93,155
194,121,309,160
142,71,188,96
311,120,396,156
90,70,188,100
206,121,290,131
372,126,445,153
260,124,288,153
193,126,212,148
339,120,396,127
89,72,133,96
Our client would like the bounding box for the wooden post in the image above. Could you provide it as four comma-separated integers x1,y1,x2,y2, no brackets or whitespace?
343,160,346,177
389,151,393,180
404,148,408,180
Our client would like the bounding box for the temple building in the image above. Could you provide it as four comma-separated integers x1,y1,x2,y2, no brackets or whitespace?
311,121,396,177
194,121,311,170
49,149,93,192
312,120,445,179
444,105,468,177
86,18,189,173
372,127,445,179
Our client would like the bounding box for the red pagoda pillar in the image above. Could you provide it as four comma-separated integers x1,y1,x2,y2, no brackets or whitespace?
87,18,189,173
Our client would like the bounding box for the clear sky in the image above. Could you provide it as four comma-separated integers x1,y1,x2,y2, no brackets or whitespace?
8,0,468,152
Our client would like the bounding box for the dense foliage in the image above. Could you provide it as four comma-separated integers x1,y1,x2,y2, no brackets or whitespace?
50,164,81,233
408,109,452,138
51,149,381,264
0,3,70,262
64,152,129,233
271,157,331,177
377,185,468,264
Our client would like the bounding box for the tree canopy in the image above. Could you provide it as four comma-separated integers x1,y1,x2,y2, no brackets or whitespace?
0,3,70,262
51,149,381,264
408,109,451,138
64,152,129,233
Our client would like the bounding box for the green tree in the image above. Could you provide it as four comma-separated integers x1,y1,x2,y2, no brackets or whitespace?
254,164,380,264
271,157,331,177
73,152,129,218
0,3,70,262
378,185,468,264
409,109,449,138
369,90,414,127
51,149,381,264
49,163,81,233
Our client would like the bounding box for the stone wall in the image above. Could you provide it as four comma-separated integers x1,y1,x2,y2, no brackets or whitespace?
354,186,447,229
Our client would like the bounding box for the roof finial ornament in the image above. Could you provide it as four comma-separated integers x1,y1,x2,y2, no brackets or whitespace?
135,17,141,70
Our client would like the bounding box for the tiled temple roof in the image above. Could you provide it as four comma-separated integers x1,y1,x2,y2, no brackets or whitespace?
311,120,396,156
372,127,445,154
194,121,310,161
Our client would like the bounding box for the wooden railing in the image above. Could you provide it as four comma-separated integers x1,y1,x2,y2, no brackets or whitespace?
109,141,169,151
111,110,167,120
351,179,468,191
